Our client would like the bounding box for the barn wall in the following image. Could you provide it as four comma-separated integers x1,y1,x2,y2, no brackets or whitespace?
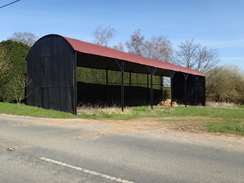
26,35,77,114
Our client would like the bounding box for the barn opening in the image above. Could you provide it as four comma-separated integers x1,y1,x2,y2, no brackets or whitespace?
26,34,205,114
76,67,164,107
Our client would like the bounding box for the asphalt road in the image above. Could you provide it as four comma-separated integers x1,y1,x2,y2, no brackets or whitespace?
0,114,244,183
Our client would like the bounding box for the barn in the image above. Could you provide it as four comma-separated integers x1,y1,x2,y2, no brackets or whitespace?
26,34,205,114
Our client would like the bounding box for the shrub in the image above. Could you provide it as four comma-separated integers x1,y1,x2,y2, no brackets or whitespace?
206,65,244,104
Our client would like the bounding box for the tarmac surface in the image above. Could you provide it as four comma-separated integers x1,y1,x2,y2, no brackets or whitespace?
1,114,244,183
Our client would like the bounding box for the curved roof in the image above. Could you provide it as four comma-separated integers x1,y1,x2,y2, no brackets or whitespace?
61,35,205,77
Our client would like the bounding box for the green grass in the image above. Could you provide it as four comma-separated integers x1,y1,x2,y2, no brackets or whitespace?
0,102,244,135
78,106,168,120
205,119,244,135
0,102,76,118
237,105,244,109
166,107,244,135
165,106,244,118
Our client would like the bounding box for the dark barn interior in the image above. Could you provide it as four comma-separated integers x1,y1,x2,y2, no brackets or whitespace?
26,34,205,114
77,81,162,107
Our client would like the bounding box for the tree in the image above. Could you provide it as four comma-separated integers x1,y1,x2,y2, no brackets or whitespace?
7,75,31,104
9,32,38,47
113,42,125,52
93,25,116,46
125,29,173,62
0,48,11,80
174,39,220,73
0,48,12,100
206,65,244,104
0,40,31,102
143,36,172,62
0,40,30,77
125,29,145,56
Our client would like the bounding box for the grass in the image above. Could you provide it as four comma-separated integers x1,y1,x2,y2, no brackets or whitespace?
0,102,76,118
78,105,241,120
237,105,244,109
0,102,244,135
78,106,159,120
205,119,244,135
165,106,244,118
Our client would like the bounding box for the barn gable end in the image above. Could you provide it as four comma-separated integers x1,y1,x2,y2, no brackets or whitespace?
26,35,77,114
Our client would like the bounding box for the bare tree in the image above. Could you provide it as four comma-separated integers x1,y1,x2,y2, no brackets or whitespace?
125,29,173,62
143,36,173,62
125,29,145,56
113,42,125,52
93,25,116,46
9,32,38,46
174,39,220,73
195,46,220,72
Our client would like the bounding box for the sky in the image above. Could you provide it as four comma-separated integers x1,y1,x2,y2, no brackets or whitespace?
1,0,244,70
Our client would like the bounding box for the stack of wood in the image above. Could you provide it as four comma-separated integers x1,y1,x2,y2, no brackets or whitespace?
157,99,178,107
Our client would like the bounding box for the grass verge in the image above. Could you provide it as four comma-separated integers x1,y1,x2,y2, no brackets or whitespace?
204,119,244,135
0,102,244,135
0,102,76,118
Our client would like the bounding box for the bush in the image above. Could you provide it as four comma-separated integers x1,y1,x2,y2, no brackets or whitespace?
0,48,11,100
0,40,30,102
206,65,244,104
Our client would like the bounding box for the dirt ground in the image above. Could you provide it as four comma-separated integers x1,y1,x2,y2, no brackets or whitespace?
34,116,244,149
37,116,209,134
2,113,244,149
38,116,223,134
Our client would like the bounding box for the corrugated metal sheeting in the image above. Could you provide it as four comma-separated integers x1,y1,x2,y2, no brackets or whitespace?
64,36,205,77
26,34,205,114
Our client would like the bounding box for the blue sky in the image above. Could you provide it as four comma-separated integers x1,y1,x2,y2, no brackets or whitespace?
1,0,244,70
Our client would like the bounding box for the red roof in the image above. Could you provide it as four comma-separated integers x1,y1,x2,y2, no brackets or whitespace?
63,36,205,77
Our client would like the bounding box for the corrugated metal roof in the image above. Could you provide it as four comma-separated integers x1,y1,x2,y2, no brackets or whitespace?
63,35,205,77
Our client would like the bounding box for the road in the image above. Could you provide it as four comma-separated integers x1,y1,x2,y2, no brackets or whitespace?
0,114,244,183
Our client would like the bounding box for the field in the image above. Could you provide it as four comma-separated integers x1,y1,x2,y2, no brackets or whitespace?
0,102,244,136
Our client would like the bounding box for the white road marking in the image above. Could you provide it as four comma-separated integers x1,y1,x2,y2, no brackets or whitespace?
39,157,134,183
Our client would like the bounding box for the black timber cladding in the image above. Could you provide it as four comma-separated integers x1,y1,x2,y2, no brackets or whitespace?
26,35,77,114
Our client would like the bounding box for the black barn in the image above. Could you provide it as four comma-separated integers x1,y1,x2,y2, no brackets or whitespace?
26,34,205,114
